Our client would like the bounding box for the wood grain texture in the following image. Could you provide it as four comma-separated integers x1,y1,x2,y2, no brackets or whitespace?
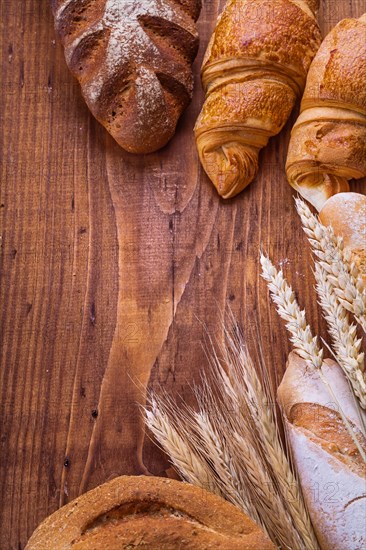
1,1,365,548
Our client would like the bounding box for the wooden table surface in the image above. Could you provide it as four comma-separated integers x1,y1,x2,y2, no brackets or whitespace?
1,0,365,547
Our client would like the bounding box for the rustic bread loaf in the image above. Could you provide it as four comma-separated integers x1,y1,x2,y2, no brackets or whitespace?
26,475,275,549
277,352,366,550
51,0,201,153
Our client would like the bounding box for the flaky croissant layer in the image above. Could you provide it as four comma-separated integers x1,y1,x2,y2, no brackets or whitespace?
195,0,322,198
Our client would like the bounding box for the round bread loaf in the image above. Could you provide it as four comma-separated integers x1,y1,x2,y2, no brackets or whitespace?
26,475,274,549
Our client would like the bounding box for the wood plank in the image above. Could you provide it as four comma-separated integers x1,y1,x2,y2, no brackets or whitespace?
1,0,365,547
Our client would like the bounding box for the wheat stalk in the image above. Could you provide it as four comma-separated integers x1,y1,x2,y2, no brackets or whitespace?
211,324,319,549
261,254,366,458
236,358,317,547
145,320,320,550
196,370,307,549
314,263,366,407
295,197,366,332
293,198,366,407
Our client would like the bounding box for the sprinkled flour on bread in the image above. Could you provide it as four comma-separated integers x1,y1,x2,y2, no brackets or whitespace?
51,0,201,152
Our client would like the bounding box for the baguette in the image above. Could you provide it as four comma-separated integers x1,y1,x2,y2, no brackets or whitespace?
26,475,275,549
51,0,201,153
277,351,366,550
194,0,321,198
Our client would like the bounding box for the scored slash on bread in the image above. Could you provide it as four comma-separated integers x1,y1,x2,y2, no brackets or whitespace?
51,0,201,153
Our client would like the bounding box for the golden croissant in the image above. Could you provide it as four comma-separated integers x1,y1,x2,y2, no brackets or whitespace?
286,14,366,211
194,0,322,199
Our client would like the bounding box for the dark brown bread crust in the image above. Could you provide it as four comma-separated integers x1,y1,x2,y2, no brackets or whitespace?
26,475,275,549
51,0,201,153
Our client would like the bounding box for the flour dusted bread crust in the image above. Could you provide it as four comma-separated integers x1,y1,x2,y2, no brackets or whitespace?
26,475,275,549
286,14,366,211
277,352,366,550
51,0,201,153
194,0,321,199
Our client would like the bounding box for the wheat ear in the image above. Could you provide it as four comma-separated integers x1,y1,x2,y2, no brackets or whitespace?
192,410,260,521
146,393,263,528
260,254,324,370
145,398,217,492
295,197,366,332
314,263,366,408
293,198,366,407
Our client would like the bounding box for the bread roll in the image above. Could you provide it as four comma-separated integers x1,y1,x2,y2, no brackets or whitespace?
51,0,201,153
286,14,366,211
277,351,366,550
319,192,366,279
194,0,321,198
26,475,275,549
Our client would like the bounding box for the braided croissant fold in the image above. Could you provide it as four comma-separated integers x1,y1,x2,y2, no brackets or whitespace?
194,0,322,199
286,14,366,211
51,0,201,153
